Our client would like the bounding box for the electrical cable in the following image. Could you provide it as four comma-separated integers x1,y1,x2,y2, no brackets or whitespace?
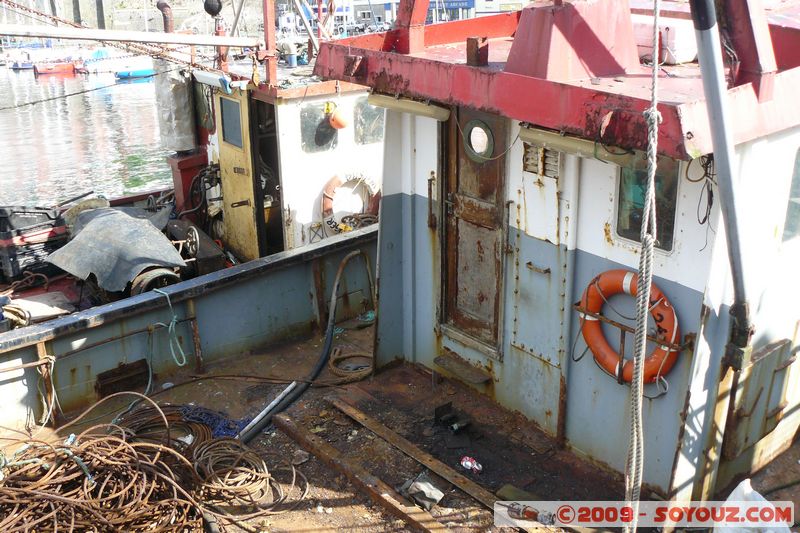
238,249,370,443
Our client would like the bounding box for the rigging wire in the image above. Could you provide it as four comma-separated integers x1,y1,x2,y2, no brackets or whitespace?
0,0,231,73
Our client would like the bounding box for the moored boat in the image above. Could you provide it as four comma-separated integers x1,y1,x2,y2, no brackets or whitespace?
115,68,157,79
10,60,33,70
33,61,76,76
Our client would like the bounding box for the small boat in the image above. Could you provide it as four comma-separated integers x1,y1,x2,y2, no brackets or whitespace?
33,62,76,76
10,61,34,71
115,68,156,80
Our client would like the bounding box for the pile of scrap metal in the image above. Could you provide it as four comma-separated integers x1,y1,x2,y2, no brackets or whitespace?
50,200,227,299
0,196,227,330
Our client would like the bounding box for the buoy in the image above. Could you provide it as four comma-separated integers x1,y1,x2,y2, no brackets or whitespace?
328,107,349,129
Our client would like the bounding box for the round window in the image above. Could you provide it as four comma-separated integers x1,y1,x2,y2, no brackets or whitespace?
464,120,494,162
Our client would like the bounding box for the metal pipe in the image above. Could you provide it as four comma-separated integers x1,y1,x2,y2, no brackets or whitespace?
156,0,174,33
689,0,754,361
0,23,262,47
236,381,298,438
292,0,319,53
230,0,246,35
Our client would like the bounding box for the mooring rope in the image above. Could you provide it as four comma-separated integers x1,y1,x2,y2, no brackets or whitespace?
624,1,662,530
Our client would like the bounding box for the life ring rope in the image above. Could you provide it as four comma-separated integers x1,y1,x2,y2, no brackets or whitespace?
576,269,681,390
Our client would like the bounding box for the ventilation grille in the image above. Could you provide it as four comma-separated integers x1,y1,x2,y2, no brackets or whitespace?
522,143,561,178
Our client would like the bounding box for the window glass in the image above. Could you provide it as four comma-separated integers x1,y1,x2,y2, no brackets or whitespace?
616,158,679,251
354,97,385,145
301,103,338,153
783,149,800,242
220,97,243,148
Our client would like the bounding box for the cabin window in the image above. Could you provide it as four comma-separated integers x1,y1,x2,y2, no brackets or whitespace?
301,103,338,153
220,97,243,148
354,97,385,145
616,158,679,251
783,149,800,242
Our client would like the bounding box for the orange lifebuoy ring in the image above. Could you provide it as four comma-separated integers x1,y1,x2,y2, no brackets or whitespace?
579,269,680,383
321,173,381,234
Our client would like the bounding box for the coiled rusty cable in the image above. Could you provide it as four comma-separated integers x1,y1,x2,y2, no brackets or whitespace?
0,392,308,531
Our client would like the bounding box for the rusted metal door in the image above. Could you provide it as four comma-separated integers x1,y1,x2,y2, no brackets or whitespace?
443,107,506,349
215,89,262,262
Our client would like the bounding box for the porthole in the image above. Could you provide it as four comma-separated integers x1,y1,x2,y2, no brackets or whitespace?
463,119,494,162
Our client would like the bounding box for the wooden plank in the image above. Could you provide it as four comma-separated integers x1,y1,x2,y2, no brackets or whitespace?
273,413,450,533
327,395,499,510
333,391,599,533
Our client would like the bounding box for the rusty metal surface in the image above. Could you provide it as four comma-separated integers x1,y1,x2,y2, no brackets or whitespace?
274,413,451,532
94,359,149,397
434,348,492,384
466,37,488,67
355,364,630,501
328,393,502,512
444,108,506,348
313,1,800,160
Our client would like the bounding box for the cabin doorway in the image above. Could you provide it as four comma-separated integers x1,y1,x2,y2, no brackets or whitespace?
442,107,507,354
253,100,284,255
215,90,265,262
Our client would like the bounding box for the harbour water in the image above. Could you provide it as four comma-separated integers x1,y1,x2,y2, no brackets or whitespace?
0,67,172,206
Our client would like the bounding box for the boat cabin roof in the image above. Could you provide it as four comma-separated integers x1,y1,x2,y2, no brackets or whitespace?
313,0,800,160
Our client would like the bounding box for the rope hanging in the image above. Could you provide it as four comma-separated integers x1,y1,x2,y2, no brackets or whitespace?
624,0,662,530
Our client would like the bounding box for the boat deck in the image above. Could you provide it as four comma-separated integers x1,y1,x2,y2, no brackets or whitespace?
9,317,800,530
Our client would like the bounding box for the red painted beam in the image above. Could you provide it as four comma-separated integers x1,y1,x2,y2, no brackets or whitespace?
315,39,800,160
263,0,277,84
394,0,430,53
315,42,689,158
724,0,777,102
423,12,520,46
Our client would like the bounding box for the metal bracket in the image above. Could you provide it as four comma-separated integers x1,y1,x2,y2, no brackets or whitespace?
573,304,689,353
525,261,550,275
427,172,437,229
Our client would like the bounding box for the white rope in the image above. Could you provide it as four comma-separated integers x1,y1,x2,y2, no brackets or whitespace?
624,1,662,531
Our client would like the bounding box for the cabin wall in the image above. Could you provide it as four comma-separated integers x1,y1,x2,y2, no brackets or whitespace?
701,126,800,493
0,229,377,431
375,109,724,495
275,92,385,250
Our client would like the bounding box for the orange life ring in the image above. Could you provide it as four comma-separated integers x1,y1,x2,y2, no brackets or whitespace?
578,269,680,383
321,173,381,234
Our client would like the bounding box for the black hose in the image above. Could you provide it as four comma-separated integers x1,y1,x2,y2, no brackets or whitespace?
239,249,365,443
177,168,210,219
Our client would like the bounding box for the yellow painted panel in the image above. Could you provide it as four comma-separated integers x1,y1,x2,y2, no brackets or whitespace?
215,89,260,261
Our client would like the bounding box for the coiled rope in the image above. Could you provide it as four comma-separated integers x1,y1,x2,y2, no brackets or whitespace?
624,1,662,531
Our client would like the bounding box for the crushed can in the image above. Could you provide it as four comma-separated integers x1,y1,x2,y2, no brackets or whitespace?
460,455,482,473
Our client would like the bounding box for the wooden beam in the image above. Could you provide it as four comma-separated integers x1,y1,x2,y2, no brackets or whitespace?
273,413,450,532
0,24,262,47
327,395,499,510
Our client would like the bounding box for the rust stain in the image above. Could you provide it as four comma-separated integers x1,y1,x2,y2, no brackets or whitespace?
556,374,567,448
603,222,614,245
